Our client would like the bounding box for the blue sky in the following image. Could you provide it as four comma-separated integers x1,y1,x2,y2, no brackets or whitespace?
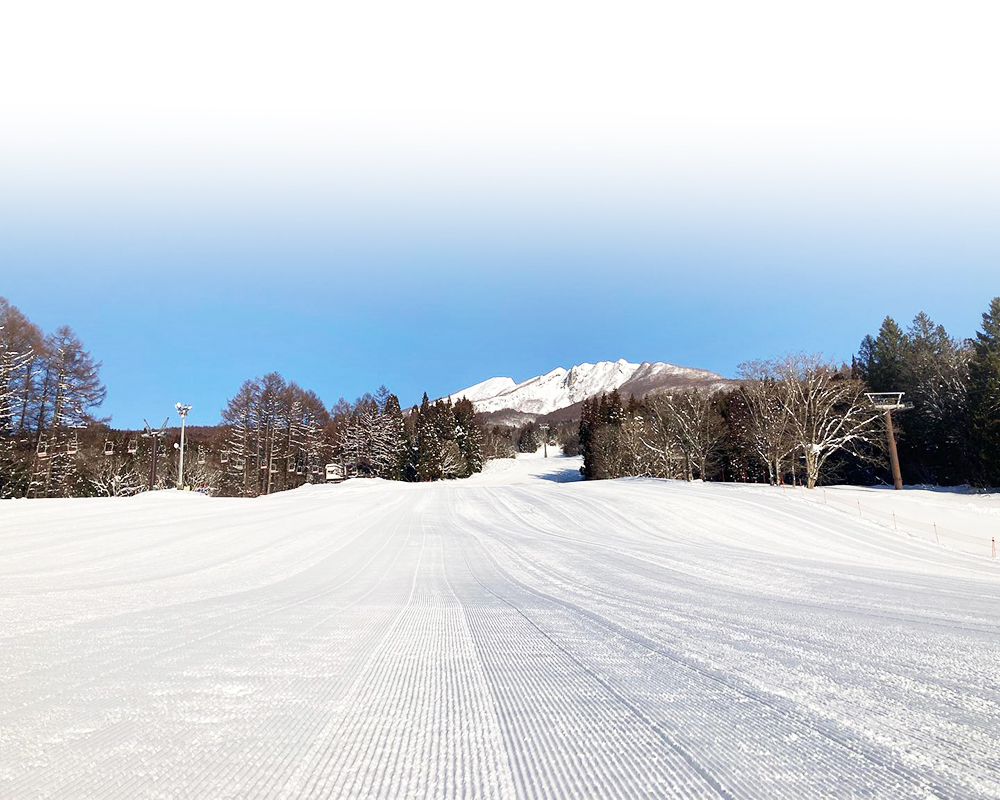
2,1,998,427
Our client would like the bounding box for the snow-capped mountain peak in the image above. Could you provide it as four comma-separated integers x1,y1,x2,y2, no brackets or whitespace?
446,376,517,403
445,359,726,419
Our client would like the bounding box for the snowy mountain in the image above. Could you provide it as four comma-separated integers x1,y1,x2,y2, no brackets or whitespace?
445,359,728,421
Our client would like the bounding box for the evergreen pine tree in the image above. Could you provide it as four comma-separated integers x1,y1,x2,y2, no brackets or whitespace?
516,422,540,453
579,396,603,479
968,297,1000,486
453,398,484,476
861,317,909,391
600,390,626,477
415,393,443,481
901,312,969,483
377,393,408,480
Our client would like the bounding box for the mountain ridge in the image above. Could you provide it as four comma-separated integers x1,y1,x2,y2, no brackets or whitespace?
444,359,729,423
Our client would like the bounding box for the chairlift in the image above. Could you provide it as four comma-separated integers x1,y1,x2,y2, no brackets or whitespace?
104,440,114,456
269,462,278,474
287,459,295,474
67,432,79,456
36,434,48,458
296,465,305,476
310,464,319,475
220,450,229,464
127,438,138,455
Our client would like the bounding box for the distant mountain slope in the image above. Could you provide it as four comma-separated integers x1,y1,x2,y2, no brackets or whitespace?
445,376,517,403
445,359,728,423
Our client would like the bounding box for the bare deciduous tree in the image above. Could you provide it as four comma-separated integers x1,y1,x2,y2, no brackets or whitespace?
737,361,796,484
774,354,882,489
641,389,725,481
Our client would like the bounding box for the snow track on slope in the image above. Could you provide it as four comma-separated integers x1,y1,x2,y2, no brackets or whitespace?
2,456,999,798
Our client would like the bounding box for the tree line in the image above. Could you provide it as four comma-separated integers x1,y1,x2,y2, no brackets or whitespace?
0,296,492,498
218,379,486,496
4,294,1000,496
579,298,1000,489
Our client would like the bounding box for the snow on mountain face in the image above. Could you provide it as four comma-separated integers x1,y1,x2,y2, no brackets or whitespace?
444,376,517,404
446,359,725,417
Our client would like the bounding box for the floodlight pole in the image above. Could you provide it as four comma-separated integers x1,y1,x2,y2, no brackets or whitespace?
884,408,903,491
176,403,192,489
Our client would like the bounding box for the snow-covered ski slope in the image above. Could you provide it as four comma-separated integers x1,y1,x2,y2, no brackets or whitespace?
2,455,999,799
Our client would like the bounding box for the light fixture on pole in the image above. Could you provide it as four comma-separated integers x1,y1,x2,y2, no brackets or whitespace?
175,403,192,489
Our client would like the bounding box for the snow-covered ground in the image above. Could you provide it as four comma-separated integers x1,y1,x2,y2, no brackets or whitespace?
2,454,999,798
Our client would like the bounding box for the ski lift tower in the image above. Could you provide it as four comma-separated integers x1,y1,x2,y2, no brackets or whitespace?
539,424,550,458
865,392,912,491
175,403,192,489
142,417,170,490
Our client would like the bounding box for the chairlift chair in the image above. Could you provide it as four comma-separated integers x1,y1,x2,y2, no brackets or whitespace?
104,440,114,456
67,432,79,456
287,459,295,474
127,438,138,455
296,465,305,476
197,445,206,465
310,464,319,475
269,462,278,474
220,450,229,464
36,434,48,458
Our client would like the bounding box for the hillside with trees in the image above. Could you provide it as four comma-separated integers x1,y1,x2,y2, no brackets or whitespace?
578,299,1000,489
4,294,1000,497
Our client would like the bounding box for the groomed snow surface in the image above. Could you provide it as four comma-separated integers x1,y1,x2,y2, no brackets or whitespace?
2,453,999,799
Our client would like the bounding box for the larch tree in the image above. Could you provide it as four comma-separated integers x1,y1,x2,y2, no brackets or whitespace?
0,322,34,496
222,379,259,496
29,326,107,498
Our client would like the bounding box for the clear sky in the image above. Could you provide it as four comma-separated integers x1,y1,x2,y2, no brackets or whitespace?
2,1,998,427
